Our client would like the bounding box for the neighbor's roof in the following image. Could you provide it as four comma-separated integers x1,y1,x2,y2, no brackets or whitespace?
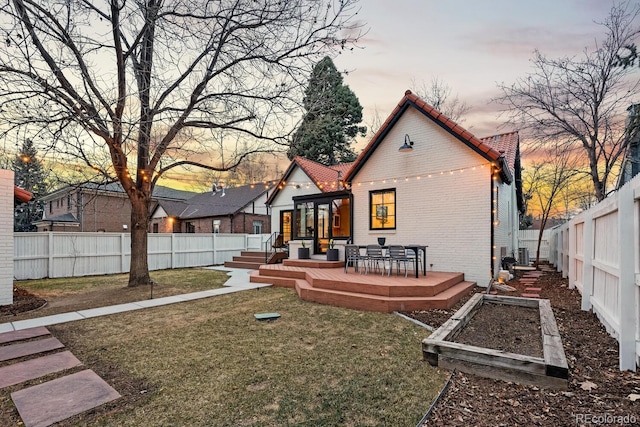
14,186,32,204
344,90,513,184
265,156,353,205
155,199,189,217
43,182,198,201
175,184,267,219
37,212,79,223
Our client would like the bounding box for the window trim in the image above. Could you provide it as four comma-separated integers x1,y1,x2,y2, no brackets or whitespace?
369,188,396,230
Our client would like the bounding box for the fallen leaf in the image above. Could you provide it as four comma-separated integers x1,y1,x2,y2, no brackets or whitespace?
580,381,598,391
629,394,640,401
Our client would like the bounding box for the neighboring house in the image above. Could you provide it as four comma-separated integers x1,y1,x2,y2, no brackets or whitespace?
35,183,197,232
267,90,524,286
265,156,353,249
150,183,270,234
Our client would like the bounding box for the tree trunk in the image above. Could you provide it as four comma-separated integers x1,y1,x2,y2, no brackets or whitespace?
128,195,151,287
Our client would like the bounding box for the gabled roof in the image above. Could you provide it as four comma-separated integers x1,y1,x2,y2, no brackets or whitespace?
344,90,513,184
479,131,519,173
265,156,353,205
171,184,267,219
37,213,79,223
156,199,189,217
43,183,197,201
14,186,32,204
480,131,523,212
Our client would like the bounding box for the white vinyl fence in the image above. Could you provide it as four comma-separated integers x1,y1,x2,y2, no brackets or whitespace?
518,229,551,261
549,176,640,371
14,232,269,280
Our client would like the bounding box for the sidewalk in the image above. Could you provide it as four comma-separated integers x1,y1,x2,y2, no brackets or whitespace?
0,267,268,334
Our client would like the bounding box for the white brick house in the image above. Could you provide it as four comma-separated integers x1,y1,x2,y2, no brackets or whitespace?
267,91,523,286
0,171,13,305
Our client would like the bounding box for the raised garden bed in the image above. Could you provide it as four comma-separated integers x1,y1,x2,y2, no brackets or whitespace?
422,293,568,390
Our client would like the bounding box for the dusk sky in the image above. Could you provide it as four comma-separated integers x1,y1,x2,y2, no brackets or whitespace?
333,0,621,140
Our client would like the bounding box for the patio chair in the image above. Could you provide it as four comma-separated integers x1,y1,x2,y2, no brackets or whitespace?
365,244,387,275
387,245,412,277
405,245,423,273
344,245,365,273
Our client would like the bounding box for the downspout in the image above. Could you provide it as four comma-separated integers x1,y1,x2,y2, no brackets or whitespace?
490,173,495,283
490,162,499,283
490,157,505,283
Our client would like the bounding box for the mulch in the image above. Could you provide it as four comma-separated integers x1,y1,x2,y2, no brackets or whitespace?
404,266,640,426
0,287,46,318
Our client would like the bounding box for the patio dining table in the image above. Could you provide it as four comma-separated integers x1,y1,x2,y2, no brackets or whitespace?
357,244,427,278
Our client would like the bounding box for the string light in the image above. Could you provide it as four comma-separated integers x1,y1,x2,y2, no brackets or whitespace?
263,161,494,192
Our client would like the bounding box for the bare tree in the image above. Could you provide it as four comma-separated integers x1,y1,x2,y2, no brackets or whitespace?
496,2,640,202
523,144,581,268
411,77,471,122
0,0,363,286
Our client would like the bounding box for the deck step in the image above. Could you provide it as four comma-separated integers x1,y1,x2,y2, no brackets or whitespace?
252,263,476,313
223,261,264,270
249,271,298,288
296,279,476,312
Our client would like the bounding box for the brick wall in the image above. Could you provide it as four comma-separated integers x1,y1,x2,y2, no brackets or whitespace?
44,190,133,232
179,213,270,234
0,170,13,305
80,193,132,232
351,109,494,286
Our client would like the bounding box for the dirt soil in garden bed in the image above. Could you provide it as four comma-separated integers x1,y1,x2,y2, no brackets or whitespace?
453,303,543,358
404,265,640,426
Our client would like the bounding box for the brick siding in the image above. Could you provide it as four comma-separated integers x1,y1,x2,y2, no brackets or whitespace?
0,170,14,305
351,109,495,286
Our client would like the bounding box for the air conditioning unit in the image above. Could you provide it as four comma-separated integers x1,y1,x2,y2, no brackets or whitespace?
518,248,530,266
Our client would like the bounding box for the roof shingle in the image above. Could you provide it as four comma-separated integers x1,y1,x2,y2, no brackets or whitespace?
266,157,352,205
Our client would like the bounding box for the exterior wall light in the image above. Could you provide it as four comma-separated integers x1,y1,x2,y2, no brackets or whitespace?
399,134,414,152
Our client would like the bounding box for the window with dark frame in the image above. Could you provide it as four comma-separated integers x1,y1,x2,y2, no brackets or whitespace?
370,189,396,230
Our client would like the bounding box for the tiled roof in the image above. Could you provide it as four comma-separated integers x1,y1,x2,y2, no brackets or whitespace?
265,156,352,205
176,184,267,219
14,186,32,203
295,156,353,189
344,90,511,183
479,131,519,172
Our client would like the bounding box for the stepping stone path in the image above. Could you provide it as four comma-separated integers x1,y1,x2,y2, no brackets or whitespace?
519,265,556,298
0,327,120,427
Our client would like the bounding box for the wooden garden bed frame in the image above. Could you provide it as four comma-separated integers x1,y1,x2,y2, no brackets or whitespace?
422,293,569,389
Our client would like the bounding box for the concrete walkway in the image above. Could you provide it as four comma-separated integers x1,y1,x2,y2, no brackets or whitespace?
0,267,268,333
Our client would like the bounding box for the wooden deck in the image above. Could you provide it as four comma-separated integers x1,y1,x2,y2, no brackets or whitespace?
250,259,476,312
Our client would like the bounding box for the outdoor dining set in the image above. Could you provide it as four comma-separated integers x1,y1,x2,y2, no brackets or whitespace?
343,244,427,278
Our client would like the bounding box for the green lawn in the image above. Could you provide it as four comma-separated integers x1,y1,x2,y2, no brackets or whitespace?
8,286,447,426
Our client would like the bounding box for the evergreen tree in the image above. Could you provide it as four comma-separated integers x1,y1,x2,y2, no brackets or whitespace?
288,57,366,165
13,139,47,231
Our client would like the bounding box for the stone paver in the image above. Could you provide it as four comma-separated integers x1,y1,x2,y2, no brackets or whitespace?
11,369,120,427
0,351,81,389
0,327,50,345
0,337,64,363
